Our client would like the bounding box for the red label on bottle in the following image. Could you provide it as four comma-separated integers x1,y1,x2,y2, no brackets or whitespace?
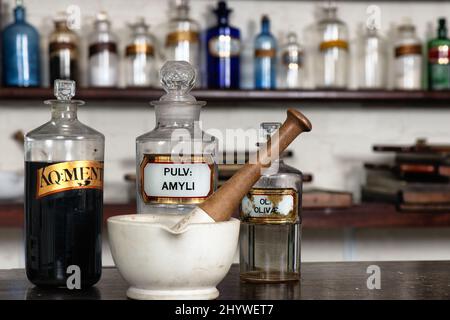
429,45,450,64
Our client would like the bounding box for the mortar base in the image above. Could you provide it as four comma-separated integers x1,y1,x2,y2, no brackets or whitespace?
126,287,219,300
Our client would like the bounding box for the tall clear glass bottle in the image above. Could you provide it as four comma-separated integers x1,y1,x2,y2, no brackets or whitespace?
2,0,40,87
165,0,200,76
49,12,79,84
136,61,218,214
394,18,422,90
316,5,349,89
279,32,304,89
88,12,119,87
358,25,387,89
254,15,277,90
25,80,104,288
125,17,156,87
240,123,302,283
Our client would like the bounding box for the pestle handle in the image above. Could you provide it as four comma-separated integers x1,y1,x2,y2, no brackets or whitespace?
200,108,312,222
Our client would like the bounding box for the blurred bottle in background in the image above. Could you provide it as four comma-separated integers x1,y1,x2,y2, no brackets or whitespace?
316,4,349,89
394,18,423,90
88,12,119,87
165,0,200,81
428,18,450,90
358,24,387,89
279,32,304,89
254,15,277,90
49,12,79,84
206,1,240,89
2,0,40,87
125,17,156,87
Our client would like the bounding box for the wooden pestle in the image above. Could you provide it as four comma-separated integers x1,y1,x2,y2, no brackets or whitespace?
200,108,312,222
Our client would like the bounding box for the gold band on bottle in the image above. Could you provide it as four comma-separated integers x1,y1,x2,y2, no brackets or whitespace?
36,160,103,199
319,39,348,51
125,44,154,57
395,44,422,57
255,48,276,58
166,30,199,47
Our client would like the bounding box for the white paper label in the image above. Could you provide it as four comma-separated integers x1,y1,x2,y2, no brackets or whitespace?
143,163,212,198
241,188,298,223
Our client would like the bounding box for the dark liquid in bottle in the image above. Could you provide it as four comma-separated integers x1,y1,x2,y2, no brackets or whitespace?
25,161,102,288
49,55,78,84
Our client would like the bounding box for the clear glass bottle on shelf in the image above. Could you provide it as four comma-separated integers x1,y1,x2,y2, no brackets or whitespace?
49,12,79,84
88,12,119,87
165,0,200,77
136,61,218,215
240,122,302,283
316,5,349,89
25,80,104,288
279,32,304,89
394,18,423,90
358,24,387,89
125,17,156,87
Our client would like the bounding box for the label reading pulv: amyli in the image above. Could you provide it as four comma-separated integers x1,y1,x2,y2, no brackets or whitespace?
36,160,104,198
140,155,214,204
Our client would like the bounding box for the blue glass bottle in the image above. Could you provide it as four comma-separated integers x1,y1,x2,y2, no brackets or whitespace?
2,1,40,87
206,1,240,89
254,16,277,89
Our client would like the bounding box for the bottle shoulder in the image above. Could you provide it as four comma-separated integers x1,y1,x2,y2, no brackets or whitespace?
136,127,217,143
3,21,39,37
428,37,450,47
207,25,240,37
26,119,104,141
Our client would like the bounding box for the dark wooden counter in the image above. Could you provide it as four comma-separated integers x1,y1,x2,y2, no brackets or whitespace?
1,261,450,300
3,203,450,229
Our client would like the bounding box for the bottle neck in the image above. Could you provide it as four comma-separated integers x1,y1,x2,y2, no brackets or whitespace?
154,104,201,128
262,19,270,34
438,26,447,39
14,6,25,22
217,14,229,26
51,104,78,121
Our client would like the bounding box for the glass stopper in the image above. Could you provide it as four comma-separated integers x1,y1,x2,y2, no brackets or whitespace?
261,122,281,140
159,61,196,101
54,79,75,101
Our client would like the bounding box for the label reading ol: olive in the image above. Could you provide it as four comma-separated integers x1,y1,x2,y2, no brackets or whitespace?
241,188,298,223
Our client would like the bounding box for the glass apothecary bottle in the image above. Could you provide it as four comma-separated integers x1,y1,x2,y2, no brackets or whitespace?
165,0,200,77
240,123,302,283
254,15,277,89
428,18,450,90
125,17,156,87
49,12,79,84
279,32,304,89
2,0,40,87
136,61,218,214
88,12,119,87
358,25,387,89
316,5,349,89
394,18,423,90
25,80,104,288
206,1,241,89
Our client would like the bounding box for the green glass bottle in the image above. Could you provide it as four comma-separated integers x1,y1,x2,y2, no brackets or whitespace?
428,18,450,90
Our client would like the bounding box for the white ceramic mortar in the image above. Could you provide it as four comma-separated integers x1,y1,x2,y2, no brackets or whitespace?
107,214,240,300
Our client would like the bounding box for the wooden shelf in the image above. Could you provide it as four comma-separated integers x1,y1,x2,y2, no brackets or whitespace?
1,87,450,104
2,203,450,229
